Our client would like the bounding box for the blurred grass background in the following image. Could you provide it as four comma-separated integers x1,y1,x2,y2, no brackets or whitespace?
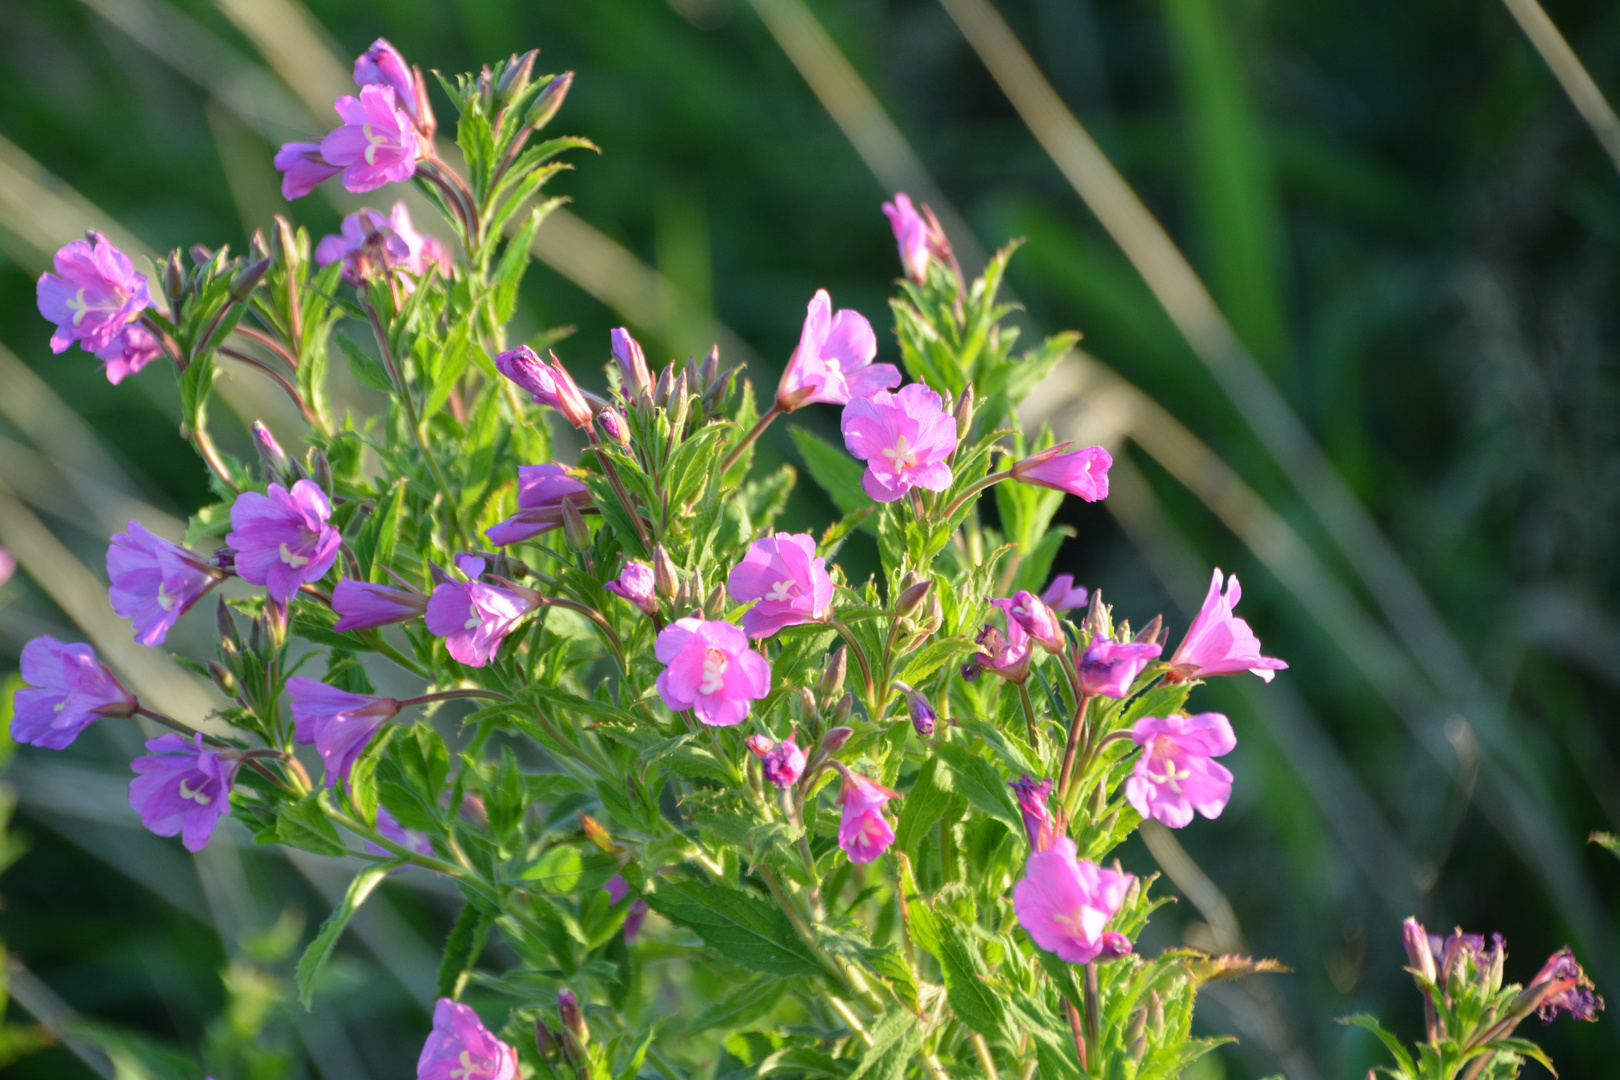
0,0,1618,1076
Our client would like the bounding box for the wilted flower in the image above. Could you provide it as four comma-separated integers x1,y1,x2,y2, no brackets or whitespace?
416,998,519,1080
1125,713,1236,828
332,579,429,632
994,590,1064,653
485,463,592,546
494,346,593,427
319,85,420,194
1013,836,1134,964
1009,774,1058,852
1041,574,1088,612
315,202,449,290
225,480,342,604
1010,443,1112,502
1167,569,1288,682
106,522,226,646
13,636,137,749
653,617,771,727
840,383,957,503
605,560,658,615
726,533,834,638
286,677,402,787
36,231,151,356
837,770,898,864
1531,947,1605,1024
776,290,898,410
424,556,536,667
746,733,807,788
128,733,241,852
1077,636,1162,698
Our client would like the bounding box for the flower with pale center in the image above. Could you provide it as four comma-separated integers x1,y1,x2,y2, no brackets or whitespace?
653,617,771,727
36,231,151,357
318,84,420,194
287,677,403,788
13,636,137,749
840,383,957,503
416,998,518,1080
1013,836,1134,964
225,480,342,604
128,733,242,852
1125,713,1236,828
726,533,834,638
776,289,898,410
424,556,536,668
107,522,226,646
1167,568,1288,682
837,771,899,864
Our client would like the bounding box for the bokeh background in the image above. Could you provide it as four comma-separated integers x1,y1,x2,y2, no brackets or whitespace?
0,0,1617,1076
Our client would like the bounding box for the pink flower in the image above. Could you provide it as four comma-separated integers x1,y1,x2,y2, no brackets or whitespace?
968,613,1032,683
840,384,957,503
424,557,536,667
332,579,429,632
13,636,136,749
319,85,420,194
1011,443,1111,502
93,323,164,384
726,533,834,638
653,617,771,727
838,771,898,864
315,202,449,291
881,193,951,284
485,463,593,546
106,522,226,646
605,560,657,615
225,480,342,604
416,998,519,1080
611,327,653,400
1013,837,1134,964
1041,574,1088,612
745,733,806,788
604,875,649,941
1009,775,1057,852
273,142,341,200
129,733,241,852
777,290,899,410
286,677,402,787
1167,569,1288,682
494,346,592,427
1077,636,1162,699
354,39,417,123
1125,713,1236,828
36,231,151,355
993,591,1064,652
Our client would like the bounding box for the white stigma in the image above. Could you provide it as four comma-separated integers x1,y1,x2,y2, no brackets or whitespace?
178,776,212,805
699,647,729,695
764,579,797,602
881,434,919,471
278,542,311,568
363,123,380,165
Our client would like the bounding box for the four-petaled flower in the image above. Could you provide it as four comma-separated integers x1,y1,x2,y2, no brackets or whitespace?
841,383,957,503
316,202,449,290
726,533,834,638
1013,836,1134,964
654,617,771,727
13,636,137,749
777,290,899,411
485,463,592,546
746,733,806,788
416,998,519,1080
837,770,899,864
1125,713,1236,828
1041,574,1088,612
1167,569,1288,682
107,522,226,646
332,579,429,632
128,733,242,852
1077,636,1162,699
287,677,402,788
225,480,343,604
36,232,152,360
424,556,537,667
1010,442,1112,502
320,85,420,193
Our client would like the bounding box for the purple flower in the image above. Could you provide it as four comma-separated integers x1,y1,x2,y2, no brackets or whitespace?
128,733,241,852
1077,636,1163,699
882,193,934,283
611,327,653,400
1011,443,1112,502
1168,569,1288,682
107,522,225,646
494,346,592,427
726,533,834,638
971,614,1032,683
13,636,136,749
485,463,593,546
1041,574,1088,612
1125,713,1236,828
93,323,164,385
319,85,420,194
367,806,434,860
746,733,806,788
417,998,519,1080
1013,836,1134,964
273,142,341,200
777,290,899,410
332,579,429,632
838,771,898,864
654,617,771,727
605,560,657,615
840,384,958,503
286,677,402,787
225,480,342,604
424,557,536,667
1531,947,1605,1024
315,202,449,291
604,875,649,941
36,232,151,355
993,591,1064,653
354,39,417,122
597,407,628,445
1009,775,1058,852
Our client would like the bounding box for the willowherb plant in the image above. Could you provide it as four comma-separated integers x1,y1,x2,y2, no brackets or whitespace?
10,36,1602,1080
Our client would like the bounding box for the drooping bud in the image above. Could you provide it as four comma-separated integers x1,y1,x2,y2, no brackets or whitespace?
817,646,848,701
652,544,678,598
597,407,629,445
894,577,932,617
561,498,591,552
527,71,574,129
893,681,936,736
251,421,297,485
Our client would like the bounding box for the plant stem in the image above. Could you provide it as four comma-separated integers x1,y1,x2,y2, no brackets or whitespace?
1057,694,1093,798
719,401,782,475
1064,998,1087,1071
217,346,317,426
972,1032,1004,1079
827,617,876,707
397,687,513,709
1017,680,1041,749
1084,962,1101,1058
191,423,239,494
234,324,299,370
362,298,461,542
583,427,653,551
939,467,1013,523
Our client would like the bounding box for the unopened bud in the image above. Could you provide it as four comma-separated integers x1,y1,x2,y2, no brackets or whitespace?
527,70,574,129
230,256,271,301
497,49,538,103
653,363,673,407
832,692,854,726
1134,614,1162,645
1148,991,1165,1034
893,681,936,736
561,498,591,552
164,250,186,302
700,344,720,389
597,407,629,445
535,1020,560,1060
817,646,848,700
248,229,269,265
207,661,239,698
310,449,333,493
215,597,241,654
675,571,704,614
412,69,437,140
252,421,296,484
1085,589,1109,639
703,583,727,620
915,590,944,637
190,244,214,268
579,812,615,853
273,215,299,269
953,383,975,437
667,370,690,432
819,726,853,758
557,987,589,1054
894,577,932,617
652,544,678,598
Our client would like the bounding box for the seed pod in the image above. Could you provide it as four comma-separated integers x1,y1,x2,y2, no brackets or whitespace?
652,544,678,598
817,646,848,700
526,71,574,129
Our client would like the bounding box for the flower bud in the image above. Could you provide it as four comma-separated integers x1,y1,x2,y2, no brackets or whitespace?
215,597,241,655
700,344,720,389
817,646,848,701
652,544,678,598
953,383,975,437
252,421,297,484
527,71,574,129
610,327,653,402
535,1019,560,1060
894,577,932,617
893,681,936,736
653,363,673,407
818,725,853,758
191,244,214,268
579,813,615,853
792,685,817,719
207,660,239,698
1134,614,1162,645
914,590,944,638
164,249,187,304
273,215,300,269
412,68,437,141
310,449,334,493
557,988,589,1054
1402,917,1437,983
497,49,538,104
230,257,271,301
248,229,269,265
832,692,854,726
561,498,591,552
597,407,629,445
667,370,690,433
1085,588,1109,639
703,583,727,620
675,570,705,614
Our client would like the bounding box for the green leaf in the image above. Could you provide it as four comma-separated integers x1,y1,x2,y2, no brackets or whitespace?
275,794,348,857
684,977,787,1036
934,920,1009,1040
295,859,402,1007
353,479,406,582
849,1008,922,1080
1340,1014,1417,1076
179,351,217,428
894,756,956,859
935,744,1021,833
858,945,920,1015
337,332,394,393
437,902,493,1000
789,427,871,518
644,881,824,977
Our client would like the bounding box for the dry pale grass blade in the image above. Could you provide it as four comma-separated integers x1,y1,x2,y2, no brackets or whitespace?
4,957,117,1079
0,433,183,542
1499,0,1620,178
213,0,353,117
